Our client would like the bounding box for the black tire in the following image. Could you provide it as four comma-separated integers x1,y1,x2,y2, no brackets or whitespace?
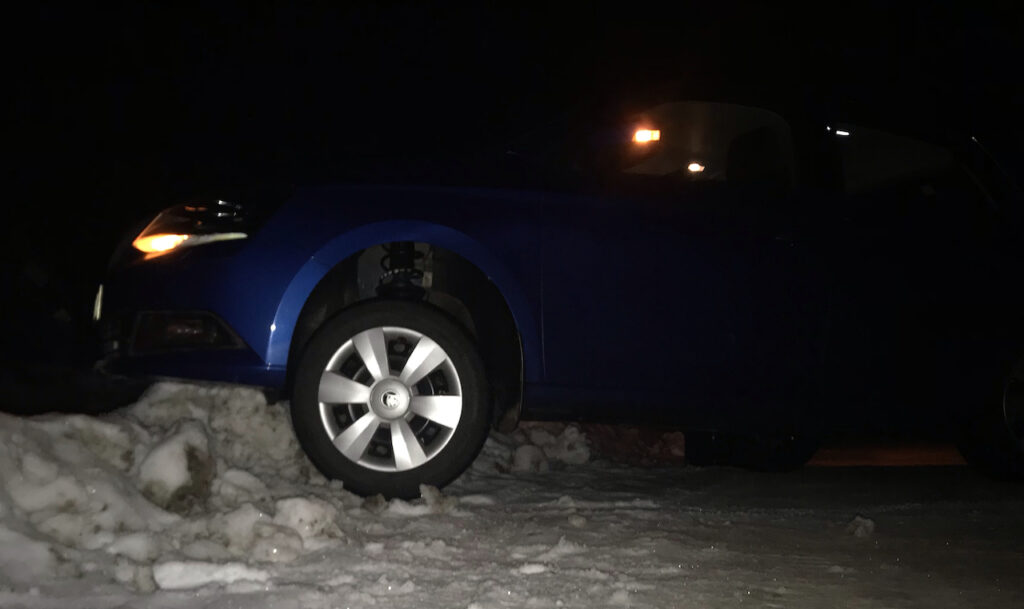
291,300,491,498
958,361,1024,480
685,430,819,472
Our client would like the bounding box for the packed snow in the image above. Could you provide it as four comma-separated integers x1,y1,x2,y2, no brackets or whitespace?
1,381,1022,608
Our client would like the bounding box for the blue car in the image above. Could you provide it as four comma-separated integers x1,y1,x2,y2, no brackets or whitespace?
98,100,1024,496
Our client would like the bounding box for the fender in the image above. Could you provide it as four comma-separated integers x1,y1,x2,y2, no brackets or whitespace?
265,220,542,381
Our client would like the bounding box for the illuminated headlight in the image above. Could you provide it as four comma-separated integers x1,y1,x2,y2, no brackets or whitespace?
132,200,248,258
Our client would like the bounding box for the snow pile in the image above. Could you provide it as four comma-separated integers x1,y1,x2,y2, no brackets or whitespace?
0,411,177,586
1,382,1023,609
0,382,601,595
129,382,310,479
0,382,356,592
464,422,593,475
515,423,591,465
846,515,876,538
0,381,688,602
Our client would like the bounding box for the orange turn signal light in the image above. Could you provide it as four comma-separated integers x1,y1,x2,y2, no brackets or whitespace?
633,129,661,144
133,233,190,254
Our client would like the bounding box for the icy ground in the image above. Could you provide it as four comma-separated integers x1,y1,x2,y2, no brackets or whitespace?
1,383,1022,608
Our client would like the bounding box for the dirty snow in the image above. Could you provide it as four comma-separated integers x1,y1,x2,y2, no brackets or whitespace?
0,381,1022,608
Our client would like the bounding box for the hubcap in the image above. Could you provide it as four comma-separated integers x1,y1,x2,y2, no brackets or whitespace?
317,326,462,472
368,379,411,419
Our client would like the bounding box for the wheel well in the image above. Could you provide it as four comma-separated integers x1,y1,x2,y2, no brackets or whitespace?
286,243,523,428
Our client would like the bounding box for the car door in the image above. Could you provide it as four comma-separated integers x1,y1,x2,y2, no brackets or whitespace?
537,101,828,429
821,124,1010,432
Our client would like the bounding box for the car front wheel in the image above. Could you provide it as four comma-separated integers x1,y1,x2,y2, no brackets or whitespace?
290,300,490,498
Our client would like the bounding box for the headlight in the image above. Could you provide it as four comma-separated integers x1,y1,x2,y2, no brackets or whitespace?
132,200,248,258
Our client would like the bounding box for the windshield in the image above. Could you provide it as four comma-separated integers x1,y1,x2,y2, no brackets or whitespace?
509,100,796,189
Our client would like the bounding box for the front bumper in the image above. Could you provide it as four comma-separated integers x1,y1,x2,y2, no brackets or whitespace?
96,309,286,388
97,241,290,390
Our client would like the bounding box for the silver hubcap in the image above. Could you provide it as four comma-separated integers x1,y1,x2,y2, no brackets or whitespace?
317,326,462,472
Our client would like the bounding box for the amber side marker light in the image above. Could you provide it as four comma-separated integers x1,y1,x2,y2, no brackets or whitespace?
633,129,660,143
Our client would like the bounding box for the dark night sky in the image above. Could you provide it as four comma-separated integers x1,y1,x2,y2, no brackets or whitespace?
4,1,1022,346
10,3,1020,190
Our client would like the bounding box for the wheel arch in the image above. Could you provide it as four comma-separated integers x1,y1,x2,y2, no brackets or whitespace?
267,221,539,427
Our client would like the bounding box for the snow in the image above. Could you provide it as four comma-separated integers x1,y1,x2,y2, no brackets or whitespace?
0,381,1023,608
151,561,269,590
847,515,876,538
0,526,57,585
511,444,550,473
137,421,213,512
106,532,160,563
515,423,591,465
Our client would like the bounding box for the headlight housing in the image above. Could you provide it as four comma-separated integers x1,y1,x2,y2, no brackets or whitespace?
132,200,248,258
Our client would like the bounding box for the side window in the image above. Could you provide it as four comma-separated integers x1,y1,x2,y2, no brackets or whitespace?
836,125,952,195
835,125,992,226
622,102,797,191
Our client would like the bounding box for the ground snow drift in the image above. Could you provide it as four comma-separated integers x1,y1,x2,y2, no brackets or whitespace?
1,382,1023,609
0,382,587,594
0,382,363,592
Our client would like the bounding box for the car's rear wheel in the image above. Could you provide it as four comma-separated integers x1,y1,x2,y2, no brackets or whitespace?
958,361,1024,480
291,300,490,498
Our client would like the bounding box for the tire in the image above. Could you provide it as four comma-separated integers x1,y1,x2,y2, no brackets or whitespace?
291,300,491,498
958,361,1024,480
685,430,819,472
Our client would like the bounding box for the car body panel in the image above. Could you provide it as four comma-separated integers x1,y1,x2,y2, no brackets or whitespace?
104,184,545,387
100,108,1023,436
537,183,828,429
269,214,544,381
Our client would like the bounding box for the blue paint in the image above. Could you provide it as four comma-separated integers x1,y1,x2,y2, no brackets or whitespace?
101,172,1024,433
103,184,545,390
